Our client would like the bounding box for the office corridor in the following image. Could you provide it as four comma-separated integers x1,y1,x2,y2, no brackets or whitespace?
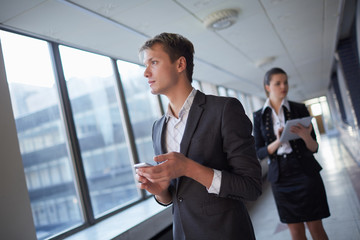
248,135,360,240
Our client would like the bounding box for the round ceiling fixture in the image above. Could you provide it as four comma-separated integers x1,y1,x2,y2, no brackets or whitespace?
204,9,239,30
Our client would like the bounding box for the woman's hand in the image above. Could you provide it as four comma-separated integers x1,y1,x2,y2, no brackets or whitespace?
276,127,284,140
267,127,283,155
290,123,318,152
290,123,312,140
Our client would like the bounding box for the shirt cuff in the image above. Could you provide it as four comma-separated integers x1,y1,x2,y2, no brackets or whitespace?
154,195,172,206
207,169,222,194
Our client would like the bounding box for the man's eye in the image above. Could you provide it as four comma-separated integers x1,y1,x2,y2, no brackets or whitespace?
152,61,158,65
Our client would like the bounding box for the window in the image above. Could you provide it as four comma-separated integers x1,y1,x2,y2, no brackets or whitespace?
227,89,237,98
59,46,140,217
117,60,161,164
0,29,208,240
0,31,83,240
193,79,202,91
217,86,227,96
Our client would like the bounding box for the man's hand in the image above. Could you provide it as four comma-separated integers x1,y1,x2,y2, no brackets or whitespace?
137,152,213,191
138,152,189,183
136,152,192,204
136,168,170,196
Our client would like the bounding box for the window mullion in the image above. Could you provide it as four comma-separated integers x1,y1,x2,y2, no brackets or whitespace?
111,59,147,198
48,42,95,224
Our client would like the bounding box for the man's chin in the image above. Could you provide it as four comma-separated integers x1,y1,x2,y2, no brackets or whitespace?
150,89,160,95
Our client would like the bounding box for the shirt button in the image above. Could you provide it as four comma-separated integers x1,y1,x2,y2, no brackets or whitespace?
178,197,183,202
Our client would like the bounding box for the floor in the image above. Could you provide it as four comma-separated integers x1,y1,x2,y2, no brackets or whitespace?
247,135,360,240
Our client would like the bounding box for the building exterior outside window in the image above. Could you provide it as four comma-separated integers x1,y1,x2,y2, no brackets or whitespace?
1,31,83,240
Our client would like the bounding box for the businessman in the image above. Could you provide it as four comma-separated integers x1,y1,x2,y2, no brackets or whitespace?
136,32,262,240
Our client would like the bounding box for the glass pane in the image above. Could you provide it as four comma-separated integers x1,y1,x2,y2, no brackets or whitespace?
227,89,237,98
0,31,83,240
237,92,251,116
217,86,227,96
59,46,139,217
192,79,202,91
320,98,335,131
311,103,322,116
117,60,161,164
160,95,169,112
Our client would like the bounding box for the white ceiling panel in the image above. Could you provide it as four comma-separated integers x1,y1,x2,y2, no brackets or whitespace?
104,0,189,35
3,0,148,63
70,0,149,17
0,0,46,23
221,12,286,62
179,0,260,20
0,0,346,102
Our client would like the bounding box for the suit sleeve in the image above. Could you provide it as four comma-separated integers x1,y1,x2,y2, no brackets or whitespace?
252,111,270,160
218,98,262,201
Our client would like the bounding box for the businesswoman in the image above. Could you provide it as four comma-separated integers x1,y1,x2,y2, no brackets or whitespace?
253,67,330,240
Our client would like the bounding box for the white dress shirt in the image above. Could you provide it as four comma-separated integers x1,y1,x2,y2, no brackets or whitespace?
262,98,293,155
165,88,221,194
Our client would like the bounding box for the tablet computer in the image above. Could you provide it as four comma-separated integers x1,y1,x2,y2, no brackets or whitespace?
279,116,313,142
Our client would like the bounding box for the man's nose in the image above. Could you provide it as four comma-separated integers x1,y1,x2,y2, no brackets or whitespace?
144,67,150,78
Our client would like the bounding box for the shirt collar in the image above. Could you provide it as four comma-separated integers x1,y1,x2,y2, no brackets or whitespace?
165,88,197,121
262,97,290,114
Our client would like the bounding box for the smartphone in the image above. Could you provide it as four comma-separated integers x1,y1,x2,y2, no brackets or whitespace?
134,162,153,169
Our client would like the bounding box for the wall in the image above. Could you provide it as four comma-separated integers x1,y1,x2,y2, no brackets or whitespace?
0,41,37,240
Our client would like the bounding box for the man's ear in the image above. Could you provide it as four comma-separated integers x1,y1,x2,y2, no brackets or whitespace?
177,56,187,72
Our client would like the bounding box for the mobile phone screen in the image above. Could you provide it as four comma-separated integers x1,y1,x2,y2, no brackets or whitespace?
134,163,153,169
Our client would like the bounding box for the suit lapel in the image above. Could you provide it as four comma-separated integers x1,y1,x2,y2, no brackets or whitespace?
283,105,292,121
154,116,167,155
176,91,205,193
179,91,205,156
263,107,276,142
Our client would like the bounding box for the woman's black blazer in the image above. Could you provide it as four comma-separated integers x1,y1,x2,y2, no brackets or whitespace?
253,101,322,183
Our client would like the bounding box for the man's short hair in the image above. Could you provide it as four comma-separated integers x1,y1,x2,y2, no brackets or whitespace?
139,32,194,83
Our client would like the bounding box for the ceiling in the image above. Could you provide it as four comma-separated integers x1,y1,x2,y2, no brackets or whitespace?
0,0,352,101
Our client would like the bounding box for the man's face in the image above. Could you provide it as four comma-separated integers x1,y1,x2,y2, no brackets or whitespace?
142,43,179,95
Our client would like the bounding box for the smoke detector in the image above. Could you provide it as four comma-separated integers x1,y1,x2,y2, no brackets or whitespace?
204,9,239,30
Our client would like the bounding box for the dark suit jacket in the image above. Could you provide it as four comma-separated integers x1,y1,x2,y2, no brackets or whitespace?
152,91,262,240
253,101,322,183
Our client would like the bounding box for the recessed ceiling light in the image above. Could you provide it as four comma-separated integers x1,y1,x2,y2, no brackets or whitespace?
204,9,239,30
271,0,286,5
255,56,277,68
